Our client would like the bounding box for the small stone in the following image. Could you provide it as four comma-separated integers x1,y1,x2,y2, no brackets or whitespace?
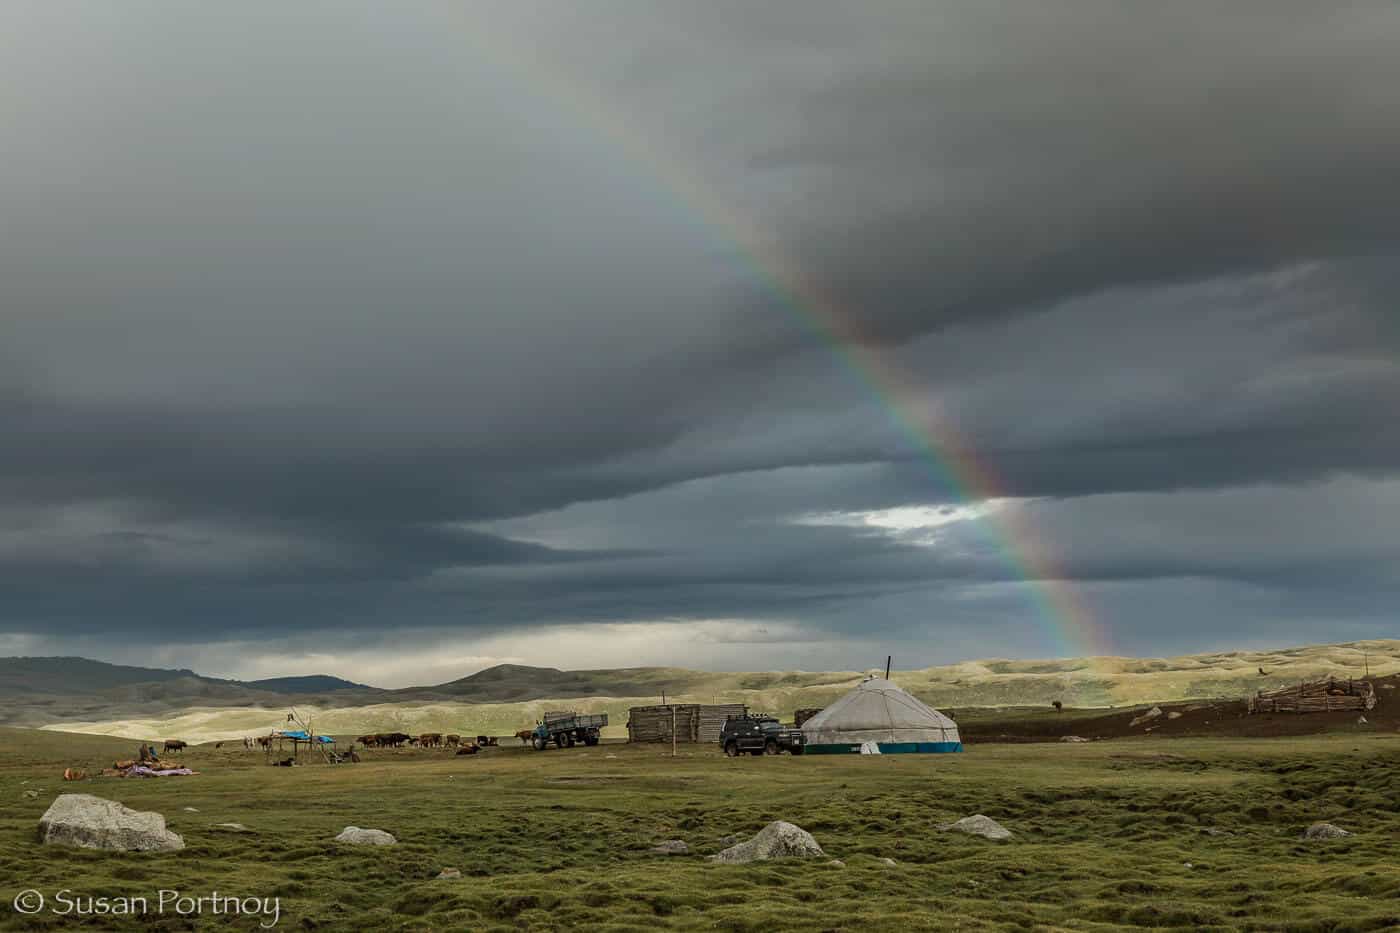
214,822,250,833
182,807,200,812
1167,712,1183,720
1059,735,1090,743
436,868,462,879
1300,822,1351,841
1129,706,1164,728
938,814,1013,841
23,790,39,799
650,839,689,855
1183,862,1193,868
335,826,396,845
1201,827,1233,837
719,834,741,846
826,859,845,868
875,857,898,867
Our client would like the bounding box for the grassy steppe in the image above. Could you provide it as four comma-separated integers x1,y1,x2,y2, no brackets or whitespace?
2,727,1397,930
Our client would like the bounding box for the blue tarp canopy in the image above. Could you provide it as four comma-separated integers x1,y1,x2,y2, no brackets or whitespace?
275,730,334,743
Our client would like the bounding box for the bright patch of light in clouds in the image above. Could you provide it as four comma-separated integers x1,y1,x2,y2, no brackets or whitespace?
794,500,1017,542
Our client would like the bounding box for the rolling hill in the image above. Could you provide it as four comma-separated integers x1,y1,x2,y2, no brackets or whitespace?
15,638,1399,743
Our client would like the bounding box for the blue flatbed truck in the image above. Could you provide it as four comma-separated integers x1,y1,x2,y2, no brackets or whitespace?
531,711,607,749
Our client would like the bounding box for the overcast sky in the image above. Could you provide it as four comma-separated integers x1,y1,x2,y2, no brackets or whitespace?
3,2,1398,686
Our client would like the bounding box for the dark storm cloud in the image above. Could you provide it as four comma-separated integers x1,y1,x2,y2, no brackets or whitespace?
2,1,1399,668
495,1,1400,346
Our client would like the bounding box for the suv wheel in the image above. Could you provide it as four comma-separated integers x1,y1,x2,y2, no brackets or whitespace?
724,742,739,758
765,739,779,756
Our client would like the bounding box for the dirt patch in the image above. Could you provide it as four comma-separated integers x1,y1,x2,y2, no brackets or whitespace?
958,673,1400,743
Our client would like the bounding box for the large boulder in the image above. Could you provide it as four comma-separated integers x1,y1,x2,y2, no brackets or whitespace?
938,814,1013,840
335,826,396,845
38,794,184,852
1300,822,1351,840
710,821,825,863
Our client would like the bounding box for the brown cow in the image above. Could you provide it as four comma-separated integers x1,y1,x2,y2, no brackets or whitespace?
162,740,187,753
417,733,443,748
444,734,461,747
515,729,534,745
256,736,273,750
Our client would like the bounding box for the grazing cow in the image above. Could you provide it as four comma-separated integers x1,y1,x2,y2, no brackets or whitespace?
243,737,253,750
356,734,378,748
215,741,223,749
444,734,461,747
515,729,534,745
256,736,274,750
162,740,187,753
381,732,411,747
417,733,443,748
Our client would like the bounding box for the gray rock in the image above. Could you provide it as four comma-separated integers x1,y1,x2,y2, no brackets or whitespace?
709,821,825,863
1167,711,1183,720
938,814,1013,841
1129,706,1164,728
335,826,396,845
436,868,462,879
651,839,689,855
1300,822,1351,840
23,790,39,799
1059,735,1090,743
181,807,200,813
213,822,250,833
38,794,184,852
826,859,845,868
875,857,898,867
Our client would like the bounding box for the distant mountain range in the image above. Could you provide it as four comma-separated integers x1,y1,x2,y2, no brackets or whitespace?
5,640,1398,735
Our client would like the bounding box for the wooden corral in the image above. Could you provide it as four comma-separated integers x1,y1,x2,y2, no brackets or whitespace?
626,704,747,743
1248,678,1377,714
794,707,824,728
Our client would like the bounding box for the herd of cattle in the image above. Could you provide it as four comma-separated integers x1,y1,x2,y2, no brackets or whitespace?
355,732,500,748
157,732,514,752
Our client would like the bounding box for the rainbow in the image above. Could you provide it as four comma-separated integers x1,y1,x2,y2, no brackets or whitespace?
448,18,1107,658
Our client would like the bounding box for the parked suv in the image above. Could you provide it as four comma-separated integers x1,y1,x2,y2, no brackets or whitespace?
720,714,805,756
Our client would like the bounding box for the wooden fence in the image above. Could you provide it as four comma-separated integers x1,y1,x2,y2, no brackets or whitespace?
626,704,748,743
1248,678,1377,714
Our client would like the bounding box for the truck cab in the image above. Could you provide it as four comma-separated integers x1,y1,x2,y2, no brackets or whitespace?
720,714,805,757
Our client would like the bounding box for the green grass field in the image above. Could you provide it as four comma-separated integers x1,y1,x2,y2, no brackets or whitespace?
2,728,1397,930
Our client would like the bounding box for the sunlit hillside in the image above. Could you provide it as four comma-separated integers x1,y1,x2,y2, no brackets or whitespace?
40,640,1398,743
